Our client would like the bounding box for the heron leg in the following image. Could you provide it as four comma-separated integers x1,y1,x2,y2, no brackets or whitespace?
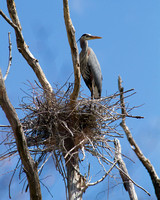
91,90,93,100
89,89,93,110
91,80,94,99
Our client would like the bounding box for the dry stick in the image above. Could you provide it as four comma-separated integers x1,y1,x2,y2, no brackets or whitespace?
64,139,85,160
38,152,53,173
115,162,150,196
0,125,11,127
0,10,17,29
9,159,20,199
63,0,81,102
87,161,117,187
0,7,53,99
114,138,138,200
86,139,150,195
4,32,12,81
118,75,160,199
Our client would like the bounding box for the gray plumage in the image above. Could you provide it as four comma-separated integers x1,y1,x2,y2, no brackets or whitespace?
79,33,102,99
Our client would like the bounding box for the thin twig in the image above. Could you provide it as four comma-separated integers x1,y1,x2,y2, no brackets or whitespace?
115,164,151,196
0,7,53,99
64,139,85,160
40,179,53,198
9,159,20,199
4,32,12,81
0,125,11,127
87,161,117,186
0,10,17,29
38,152,53,173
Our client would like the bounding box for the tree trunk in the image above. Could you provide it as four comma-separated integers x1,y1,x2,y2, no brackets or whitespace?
66,157,83,200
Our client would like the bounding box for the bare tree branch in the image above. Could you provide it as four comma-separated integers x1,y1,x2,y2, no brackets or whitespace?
63,0,81,102
0,125,11,127
4,32,12,81
0,9,17,29
118,75,160,199
0,69,42,200
62,1,83,199
115,161,150,196
6,0,22,31
114,138,138,200
0,3,53,99
87,161,117,187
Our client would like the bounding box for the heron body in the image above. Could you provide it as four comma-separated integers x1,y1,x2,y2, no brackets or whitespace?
79,34,102,99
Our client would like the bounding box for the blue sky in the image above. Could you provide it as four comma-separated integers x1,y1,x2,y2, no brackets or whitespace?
0,0,160,199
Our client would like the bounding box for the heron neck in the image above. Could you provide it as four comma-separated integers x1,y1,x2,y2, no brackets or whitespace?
80,40,88,52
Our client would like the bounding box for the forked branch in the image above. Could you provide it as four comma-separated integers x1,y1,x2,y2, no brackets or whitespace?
87,161,117,187
0,1,53,99
118,75,160,199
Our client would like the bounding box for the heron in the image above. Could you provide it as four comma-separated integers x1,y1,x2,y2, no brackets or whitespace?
79,33,102,99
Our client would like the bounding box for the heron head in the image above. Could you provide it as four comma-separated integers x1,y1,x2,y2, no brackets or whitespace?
77,33,102,43
80,33,102,41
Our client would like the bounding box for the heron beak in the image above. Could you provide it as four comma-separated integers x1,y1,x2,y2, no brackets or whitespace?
88,35,102,40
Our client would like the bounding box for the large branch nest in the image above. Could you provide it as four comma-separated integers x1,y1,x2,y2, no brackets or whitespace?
21,83,124,156
1,81,136,190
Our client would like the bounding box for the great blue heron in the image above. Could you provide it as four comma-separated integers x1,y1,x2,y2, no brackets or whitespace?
79,33,102,99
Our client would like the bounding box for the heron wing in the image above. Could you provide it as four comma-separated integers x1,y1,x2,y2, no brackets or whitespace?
87,47,102,97
79,50,93,92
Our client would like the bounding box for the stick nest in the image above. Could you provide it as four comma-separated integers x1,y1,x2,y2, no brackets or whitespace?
0,82,136,191
21,83,123,156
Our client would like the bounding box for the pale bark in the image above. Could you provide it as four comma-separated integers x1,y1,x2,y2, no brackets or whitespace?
66,157,84,200
118,76,160,199
63,0,81,102
63,1,83,199
1,0,53,99
0,70,42,200
114,139,138,200
3,32,12,81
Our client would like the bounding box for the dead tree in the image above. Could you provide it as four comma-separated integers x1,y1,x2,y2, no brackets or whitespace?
0,1,158,200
